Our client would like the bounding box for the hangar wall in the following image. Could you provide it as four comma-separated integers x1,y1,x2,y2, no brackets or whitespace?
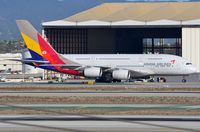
88,28,115,54
182,28,200,72
43,27,182,55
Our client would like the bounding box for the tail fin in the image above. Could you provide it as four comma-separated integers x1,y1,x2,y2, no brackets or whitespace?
16,20,65,65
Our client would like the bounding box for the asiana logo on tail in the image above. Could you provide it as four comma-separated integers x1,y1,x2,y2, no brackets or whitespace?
42,51,47,55
170,59,176,64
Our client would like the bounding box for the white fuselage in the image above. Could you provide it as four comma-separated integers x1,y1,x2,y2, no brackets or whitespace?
62,54,198,76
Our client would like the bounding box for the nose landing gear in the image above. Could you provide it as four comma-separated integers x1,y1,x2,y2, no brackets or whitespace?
182,76,187,83
182,79,187,83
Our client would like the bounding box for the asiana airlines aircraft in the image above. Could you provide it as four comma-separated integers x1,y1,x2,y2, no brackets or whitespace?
15,20,198,82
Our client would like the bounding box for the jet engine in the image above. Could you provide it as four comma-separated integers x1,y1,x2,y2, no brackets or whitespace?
84,67,102,77
112,70,130,80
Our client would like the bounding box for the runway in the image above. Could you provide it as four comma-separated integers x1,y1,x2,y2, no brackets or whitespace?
0,82,199,131
0,91,199,97
0,115,199,132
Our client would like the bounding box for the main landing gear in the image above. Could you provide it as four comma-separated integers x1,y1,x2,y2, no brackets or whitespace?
95,73,122,83
112,79,121,83
95,72,112,83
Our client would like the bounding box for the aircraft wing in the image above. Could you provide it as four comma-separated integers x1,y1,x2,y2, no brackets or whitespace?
128,68,155,77
8,58,154,77
104,67,155,77
67,64,155,77
40,64,82,69
74,65,155,77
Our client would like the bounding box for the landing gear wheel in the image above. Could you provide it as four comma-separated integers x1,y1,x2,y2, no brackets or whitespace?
95,77,112,83
160,77,166,83
112,79,121,83
182,79,187,83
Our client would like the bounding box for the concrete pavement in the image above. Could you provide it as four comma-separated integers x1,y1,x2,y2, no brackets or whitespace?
0,115,199,132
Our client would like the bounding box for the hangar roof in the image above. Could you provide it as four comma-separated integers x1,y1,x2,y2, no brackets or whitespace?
42,2,200,27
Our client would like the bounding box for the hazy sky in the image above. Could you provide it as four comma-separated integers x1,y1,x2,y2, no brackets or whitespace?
0,0,199,39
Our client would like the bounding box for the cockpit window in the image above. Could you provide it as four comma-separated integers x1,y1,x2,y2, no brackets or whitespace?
186,63,192,65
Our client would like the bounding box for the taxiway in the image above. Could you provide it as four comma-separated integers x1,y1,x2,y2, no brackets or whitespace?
0,115,199,132
0,91,199,97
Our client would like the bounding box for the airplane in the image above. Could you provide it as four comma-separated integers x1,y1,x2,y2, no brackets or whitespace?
15,20,198,83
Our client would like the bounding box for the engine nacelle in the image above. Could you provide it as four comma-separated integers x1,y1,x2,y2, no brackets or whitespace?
84,67,102,77
112,70,130,80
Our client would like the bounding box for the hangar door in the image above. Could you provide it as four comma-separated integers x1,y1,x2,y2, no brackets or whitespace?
115,28,181,55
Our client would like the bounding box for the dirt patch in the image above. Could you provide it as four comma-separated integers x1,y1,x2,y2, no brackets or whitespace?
0,96,200,104
1,87,200,92
0,108,199,115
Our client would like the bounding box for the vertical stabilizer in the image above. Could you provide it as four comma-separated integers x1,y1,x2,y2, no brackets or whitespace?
16,20,64,64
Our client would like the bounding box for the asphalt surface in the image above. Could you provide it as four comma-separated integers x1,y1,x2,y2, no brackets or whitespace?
1,82,200,88
0,91,199,97
0,115,199,132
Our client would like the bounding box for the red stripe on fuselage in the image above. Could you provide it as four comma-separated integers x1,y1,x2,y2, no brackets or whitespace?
37,33,80,75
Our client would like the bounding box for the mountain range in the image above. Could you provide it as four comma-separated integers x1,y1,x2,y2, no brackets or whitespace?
0,0,199,40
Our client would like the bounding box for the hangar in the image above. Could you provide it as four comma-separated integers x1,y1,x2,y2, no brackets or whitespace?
42,2,200,71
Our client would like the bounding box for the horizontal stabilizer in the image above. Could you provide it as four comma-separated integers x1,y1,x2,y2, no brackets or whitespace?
7,59,49,64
